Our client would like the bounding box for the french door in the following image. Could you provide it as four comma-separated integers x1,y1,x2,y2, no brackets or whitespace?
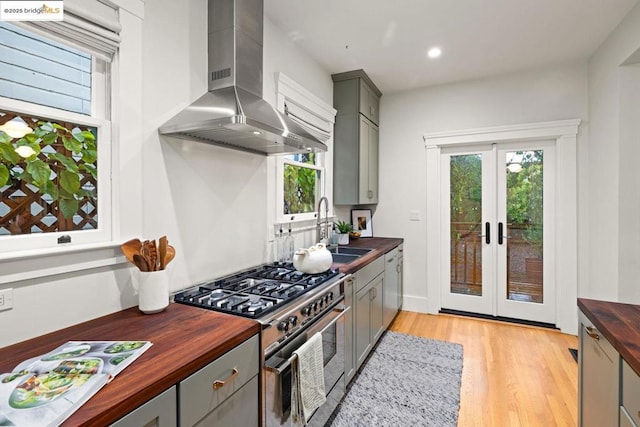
440,141,555,324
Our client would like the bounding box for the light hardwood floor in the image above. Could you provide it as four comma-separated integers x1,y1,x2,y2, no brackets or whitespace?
389,311,578,426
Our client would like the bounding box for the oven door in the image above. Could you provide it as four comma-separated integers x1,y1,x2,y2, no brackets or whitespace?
264,304,349,427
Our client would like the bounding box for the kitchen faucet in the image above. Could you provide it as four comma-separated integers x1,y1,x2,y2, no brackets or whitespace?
316,196,330,244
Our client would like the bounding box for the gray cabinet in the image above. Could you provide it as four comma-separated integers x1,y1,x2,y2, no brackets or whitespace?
332,70,381,125
578,311,619,427
383,245,402,329
332,69,381,205
179,334,259,427
359,79,380,125
353,257,385,370
343,276,356,384
621,359,640,427
110,386,177,427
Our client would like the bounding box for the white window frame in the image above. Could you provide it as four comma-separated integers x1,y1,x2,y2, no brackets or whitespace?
275,73,336,224
278,152,325,223
0,96,112,254
0,12,115,256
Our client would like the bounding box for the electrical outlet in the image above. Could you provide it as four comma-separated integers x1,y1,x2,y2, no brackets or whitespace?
409,210,421,221
0,288,13,311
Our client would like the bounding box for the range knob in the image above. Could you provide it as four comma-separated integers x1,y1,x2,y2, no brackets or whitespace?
329,292,334,301
288,316,298,326
301,306,312,316
318,299,324,309
277,320,289,332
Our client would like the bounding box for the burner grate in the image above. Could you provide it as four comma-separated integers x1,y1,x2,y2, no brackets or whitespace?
173,262,341,318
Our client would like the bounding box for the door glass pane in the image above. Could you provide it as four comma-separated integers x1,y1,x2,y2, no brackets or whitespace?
450,154,482,296
505,150,543,303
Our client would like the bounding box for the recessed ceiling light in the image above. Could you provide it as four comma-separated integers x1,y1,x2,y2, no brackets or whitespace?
427,47,442,59
251,130,262,135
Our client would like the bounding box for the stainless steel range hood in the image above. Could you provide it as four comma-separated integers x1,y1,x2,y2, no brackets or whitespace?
159,0,328,155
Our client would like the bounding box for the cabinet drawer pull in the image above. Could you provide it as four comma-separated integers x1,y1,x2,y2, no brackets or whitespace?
213,367,238,390
585,326,600,340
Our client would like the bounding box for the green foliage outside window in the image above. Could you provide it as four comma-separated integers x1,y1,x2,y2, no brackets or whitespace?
450,154,482,242
449,151,543,256
284,162,317,215
0,117,97,219
506,151,543,256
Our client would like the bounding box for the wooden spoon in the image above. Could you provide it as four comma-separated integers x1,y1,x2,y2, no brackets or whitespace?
133,253,149,272
120,238,142,264
164,245,176,267
158,236,168,270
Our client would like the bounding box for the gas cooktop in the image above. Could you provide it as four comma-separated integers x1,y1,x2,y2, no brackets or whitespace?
173,262,341,319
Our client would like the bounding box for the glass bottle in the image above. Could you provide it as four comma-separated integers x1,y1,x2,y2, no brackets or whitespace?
276,227,285,262
285,226,295,263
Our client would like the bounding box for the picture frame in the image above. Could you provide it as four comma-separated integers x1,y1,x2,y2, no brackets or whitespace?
351,209,373,238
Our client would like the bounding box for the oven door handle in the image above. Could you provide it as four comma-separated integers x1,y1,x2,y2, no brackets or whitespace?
307,304,349,338
265,304,350,375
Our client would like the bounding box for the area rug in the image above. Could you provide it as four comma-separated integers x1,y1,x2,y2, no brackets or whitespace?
328,331,464,427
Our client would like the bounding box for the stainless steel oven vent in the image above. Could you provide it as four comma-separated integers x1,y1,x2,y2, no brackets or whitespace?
158,0,328,155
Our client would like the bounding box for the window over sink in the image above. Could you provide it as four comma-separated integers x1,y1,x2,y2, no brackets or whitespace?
275,73,336,224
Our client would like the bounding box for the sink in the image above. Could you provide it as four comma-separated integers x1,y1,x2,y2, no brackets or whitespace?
331,253,361,263
329,247,374,256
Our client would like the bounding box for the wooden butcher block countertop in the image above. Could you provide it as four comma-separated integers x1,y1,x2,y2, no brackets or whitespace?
0,303,260,426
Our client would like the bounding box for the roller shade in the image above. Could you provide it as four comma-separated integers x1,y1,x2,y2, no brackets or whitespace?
15,0,120,61
285,101,332,143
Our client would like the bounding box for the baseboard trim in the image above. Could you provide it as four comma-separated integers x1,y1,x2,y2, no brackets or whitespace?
439,308,558,330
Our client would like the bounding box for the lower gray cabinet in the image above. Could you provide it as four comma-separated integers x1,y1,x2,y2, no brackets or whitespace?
179,334,259,427
344,276,356,384
111,334,260,427
110,386,177,427
621,359,640,427
578,311,619,427
354,264,384,370
382,246,400,329
189,376,258,426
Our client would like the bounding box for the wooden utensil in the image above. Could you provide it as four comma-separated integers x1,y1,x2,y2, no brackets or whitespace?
164,245,176,267
148,240,158,270
133,253,149,272
158,236,168,270
120,238,142,264
140,240,155,271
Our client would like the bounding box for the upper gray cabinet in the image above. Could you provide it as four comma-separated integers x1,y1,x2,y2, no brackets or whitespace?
332,69,382,205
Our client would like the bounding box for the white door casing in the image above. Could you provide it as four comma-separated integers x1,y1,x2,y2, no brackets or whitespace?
424,119,580,334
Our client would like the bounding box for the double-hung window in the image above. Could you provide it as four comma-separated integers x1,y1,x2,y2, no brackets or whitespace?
275,74,336,224
0,2,119,254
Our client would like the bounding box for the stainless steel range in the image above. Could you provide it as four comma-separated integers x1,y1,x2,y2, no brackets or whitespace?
173,262,350,426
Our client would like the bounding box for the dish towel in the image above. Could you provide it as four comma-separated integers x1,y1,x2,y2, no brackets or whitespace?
291,332,326,426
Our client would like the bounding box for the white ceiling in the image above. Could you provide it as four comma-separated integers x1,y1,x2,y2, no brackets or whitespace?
265,0,639,94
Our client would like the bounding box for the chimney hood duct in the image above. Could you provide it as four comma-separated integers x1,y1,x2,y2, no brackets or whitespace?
159,0,328,155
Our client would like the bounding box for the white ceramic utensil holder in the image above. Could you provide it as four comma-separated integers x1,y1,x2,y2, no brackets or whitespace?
138,270,169,314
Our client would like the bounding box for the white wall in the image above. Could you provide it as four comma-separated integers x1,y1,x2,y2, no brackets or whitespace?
375,63,589,322
0,0,332,348
587,2,640,302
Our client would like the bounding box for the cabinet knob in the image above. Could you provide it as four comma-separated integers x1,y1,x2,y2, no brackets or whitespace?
213,367,238,390
368,190,374,199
